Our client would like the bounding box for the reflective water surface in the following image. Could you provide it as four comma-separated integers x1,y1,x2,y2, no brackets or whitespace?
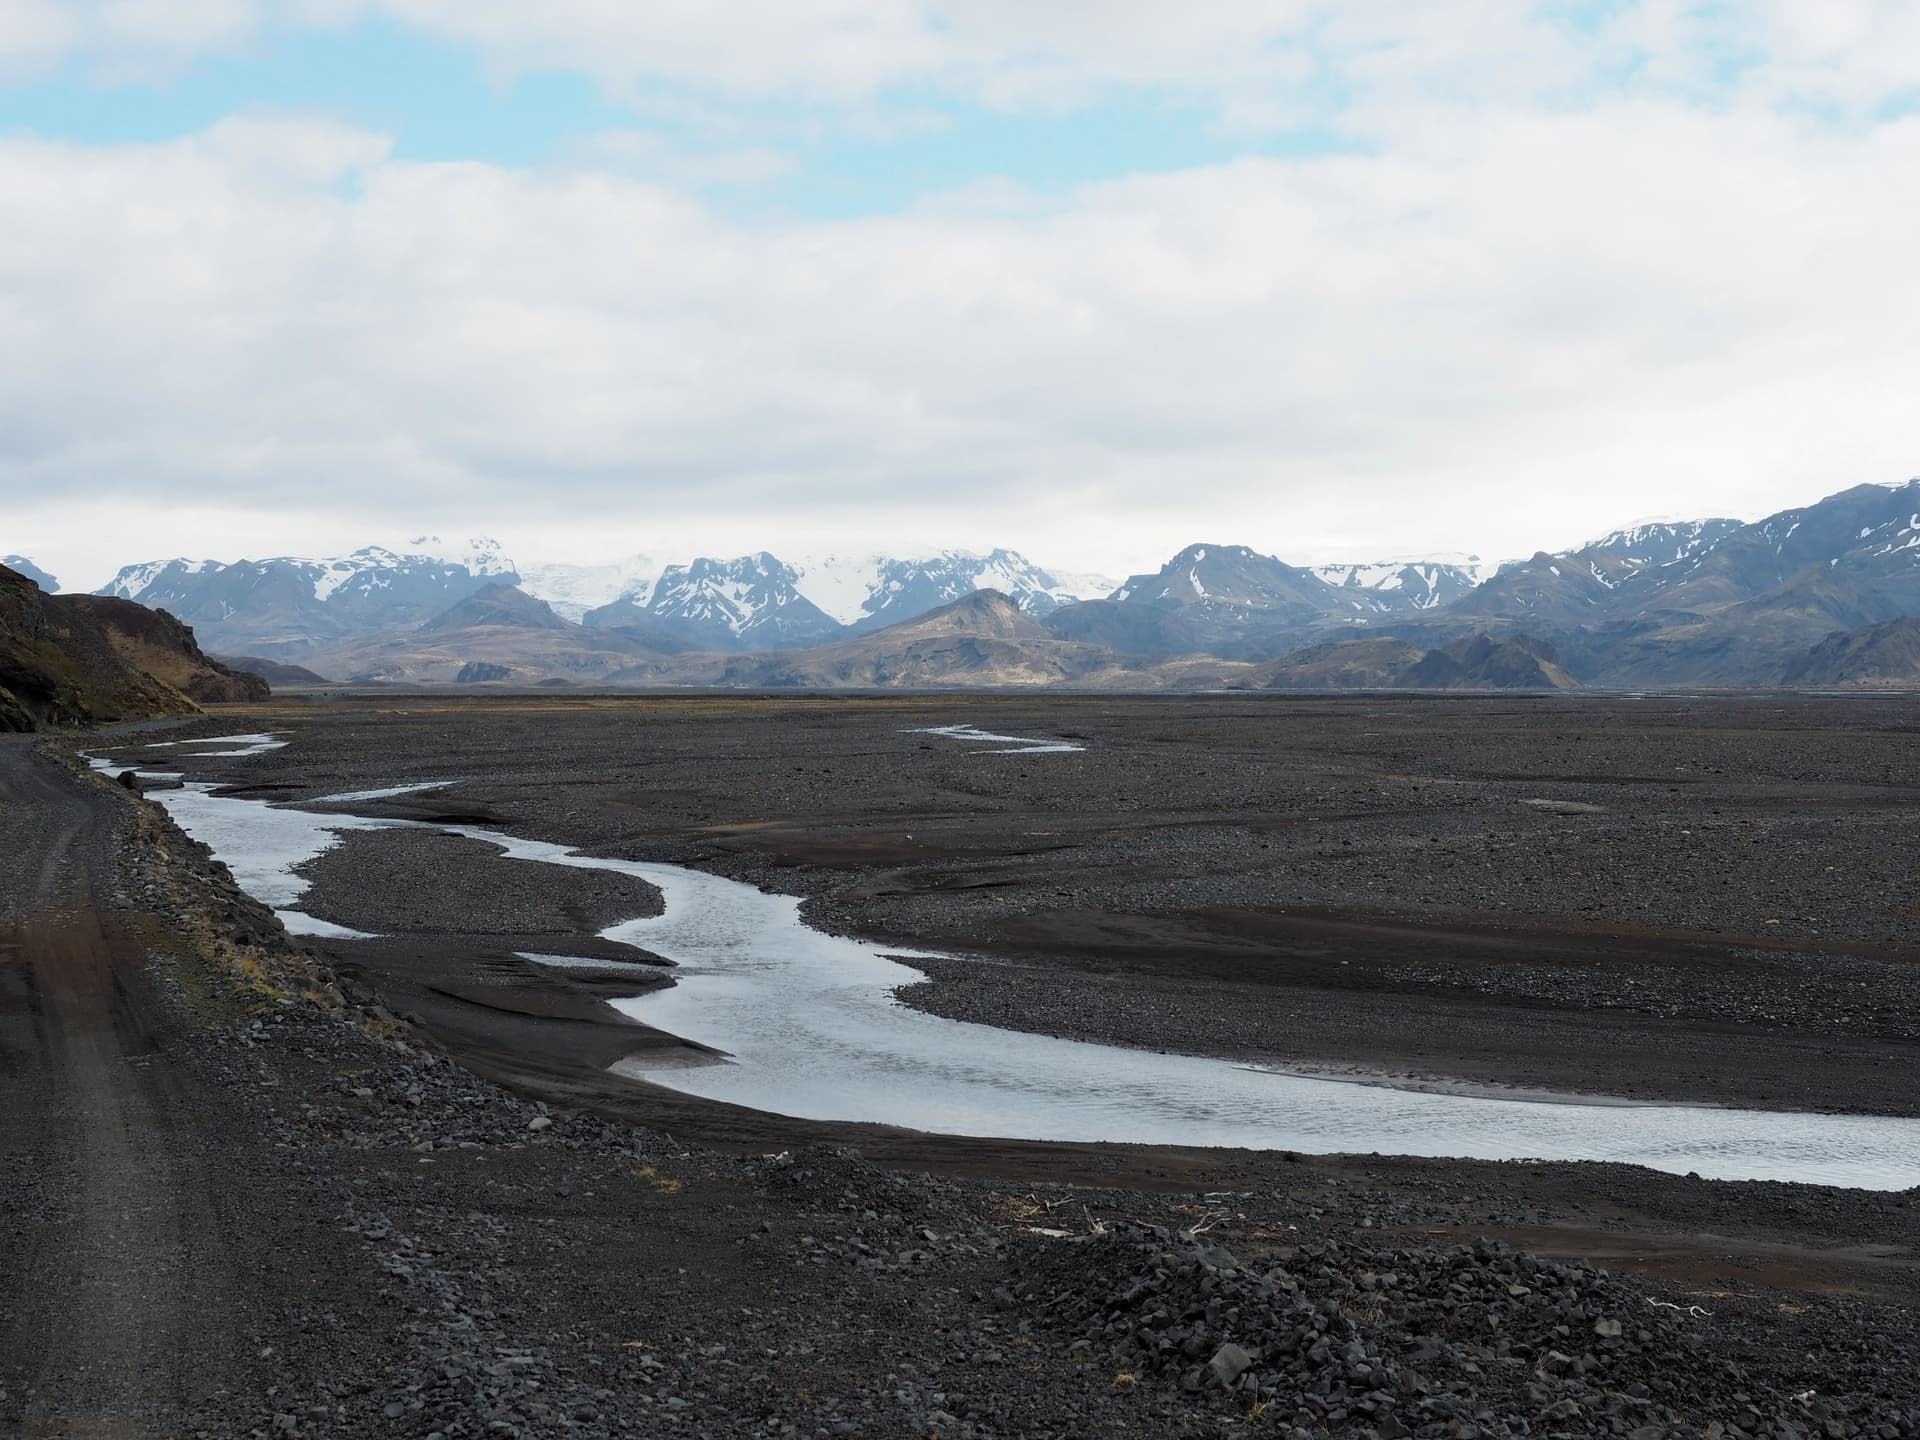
99,741,1920,1189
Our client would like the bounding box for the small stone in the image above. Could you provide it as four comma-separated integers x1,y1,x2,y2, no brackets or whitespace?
527,1115,553,1133
1208,1343,1253,1387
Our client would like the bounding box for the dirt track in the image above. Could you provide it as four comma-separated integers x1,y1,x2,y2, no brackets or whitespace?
0,742,246,1436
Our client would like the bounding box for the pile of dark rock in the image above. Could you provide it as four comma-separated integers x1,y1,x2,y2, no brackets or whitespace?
1027,1224,1919,1439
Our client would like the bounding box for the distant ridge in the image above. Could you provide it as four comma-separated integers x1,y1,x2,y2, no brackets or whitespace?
64,474,1920,689
1782,617,1920,687
421,583,571,634
2,556,57,593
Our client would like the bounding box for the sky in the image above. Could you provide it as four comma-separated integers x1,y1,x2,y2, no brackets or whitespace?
3,2,1919,592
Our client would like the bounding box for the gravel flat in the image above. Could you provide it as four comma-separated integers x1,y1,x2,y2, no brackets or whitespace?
114,691,1920,1114
15,698,1920,1438
296,825,663,935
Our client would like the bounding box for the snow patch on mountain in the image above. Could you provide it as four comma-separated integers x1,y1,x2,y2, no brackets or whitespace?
788,553,890,626
100,558,213,599
1577,518,1741,567
1312,555,1501,611
1045,570,1122,603
402,536,516,578
518,556,668,622
103,539,519,608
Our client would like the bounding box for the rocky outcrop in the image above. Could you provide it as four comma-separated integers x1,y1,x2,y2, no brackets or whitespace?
686,590,1122,689
1782,616,1920,686
216,655,331,686
61,595,271,703
0,565,202,730
455,661,515,683
1,556,58,592
1397,633,1580,690
1255,637,1424,689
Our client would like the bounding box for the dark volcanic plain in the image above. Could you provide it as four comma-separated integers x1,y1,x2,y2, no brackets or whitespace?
266,690,1920,1117
10,690,1920,1440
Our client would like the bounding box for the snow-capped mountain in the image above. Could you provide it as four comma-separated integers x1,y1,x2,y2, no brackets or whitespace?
1448,518,1741,622
1632,480,1920,616
1111,544,1357,617
97,538,520,658
1579,518,1742,568
91,536,1112,659
1048,544,1365,657
1312,557,1499,613
3,556,58,592
560,547,1114,649
1447,481,1920,649
809,549,1111,630
75,477,1920,684
584,553,844,651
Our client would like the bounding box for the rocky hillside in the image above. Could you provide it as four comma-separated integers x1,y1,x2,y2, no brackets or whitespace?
0,564,219,730
215,655,333,686
633,591,1125,689
1251,636,1424,688
1311,558,1496,613
1782,616,1920,687
99,538,519,659
420,583,572,634
1398,632,1580,689
842,549,1102,628
586,553,845,651
2,556,58,592
1233,632,1577,691
543,546,1107,635
61,595,270,704
308,585,661,686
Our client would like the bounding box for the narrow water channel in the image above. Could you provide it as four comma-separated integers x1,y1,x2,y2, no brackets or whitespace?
99,739,1920,1190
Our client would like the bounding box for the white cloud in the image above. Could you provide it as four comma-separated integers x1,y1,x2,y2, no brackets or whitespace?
307,1,1920,126
14,3,1920,123
555,131,796,188
4,100,1919,579
0,0,262,80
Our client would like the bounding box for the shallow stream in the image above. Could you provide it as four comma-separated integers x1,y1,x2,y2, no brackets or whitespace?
96,737,1920,1189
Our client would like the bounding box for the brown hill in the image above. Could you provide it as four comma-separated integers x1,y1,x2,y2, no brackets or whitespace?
216,655,332,686
1,565,205,730
629,591,1123,689
1254,636,1424,688
62,595,270,703
1398,633,1579,690
309,586,663,685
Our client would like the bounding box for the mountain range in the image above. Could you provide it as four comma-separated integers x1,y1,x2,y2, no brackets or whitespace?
10,476,1920,690
80,541,1120,660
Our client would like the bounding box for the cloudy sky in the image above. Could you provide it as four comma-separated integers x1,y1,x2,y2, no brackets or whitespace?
4,1,1918,590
